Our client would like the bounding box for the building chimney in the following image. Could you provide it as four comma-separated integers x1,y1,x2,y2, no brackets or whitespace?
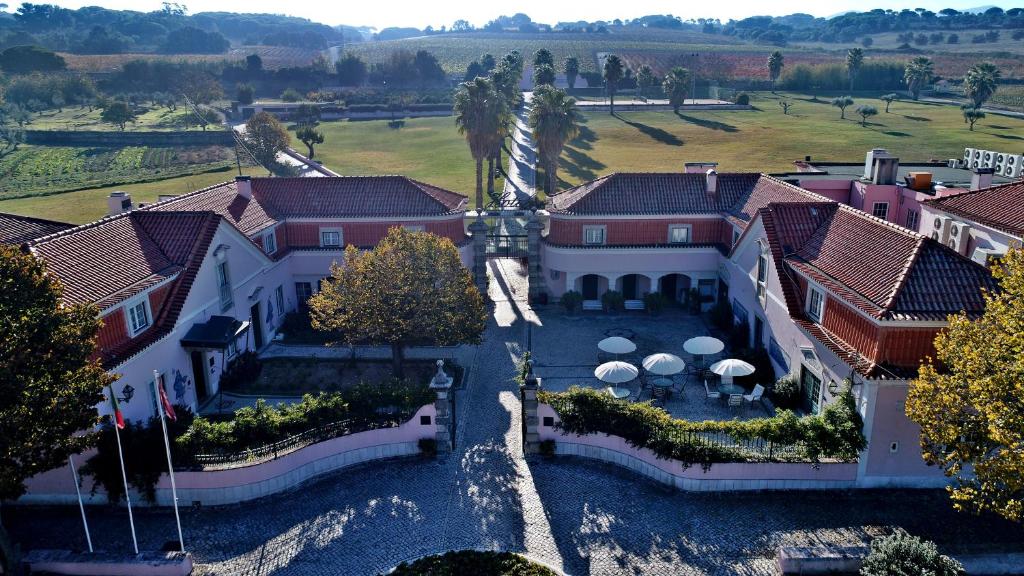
971,167,995,191
705,169,718,195
864,148,890,180
235,175,252,199
107,191,132,216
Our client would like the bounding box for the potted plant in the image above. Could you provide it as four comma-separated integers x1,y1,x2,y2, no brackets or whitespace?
601,290,624,314
687,287,702,314
643,292,665,315
560,290,582,315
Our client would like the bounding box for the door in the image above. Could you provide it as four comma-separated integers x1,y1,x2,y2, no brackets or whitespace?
801,366,822,414
191,351,209,401
251,302,264,349
660,275,677,302
754,316,765,350
622,275,638,300
582,275,599,300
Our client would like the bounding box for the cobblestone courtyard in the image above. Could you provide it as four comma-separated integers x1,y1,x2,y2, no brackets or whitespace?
9,260,1024,575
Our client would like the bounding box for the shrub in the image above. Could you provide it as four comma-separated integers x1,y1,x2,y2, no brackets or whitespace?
417,437,437,457
860,529,965,576
601,290,624,312
280,88,302,102
391,551,558,576
643,292,666,314
539,439,556,457
217,351,263,391
539,383,866,468
560,290,583,313
734,92,750,105
772,374,801,410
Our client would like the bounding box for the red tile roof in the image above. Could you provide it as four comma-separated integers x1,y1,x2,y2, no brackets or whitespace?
145,181,277,235
251,176,468,217
922,180,1024,237
548,173,762,215
0,212,73,244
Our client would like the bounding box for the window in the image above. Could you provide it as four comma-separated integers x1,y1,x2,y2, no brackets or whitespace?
127,299,150,335
263,232,277,255
732,229,740,247
801,366,823,414
320,228,342,247
216,262,233,311
756,243,769,306
668,224,691,244
404,225,425,232
226,337,238,358
698,279,715,299
583,226,606,245
872,202,889,220
295,282,312,306
807,286,825,321
275,285,285,317
731,298,749,326
905,209,920,232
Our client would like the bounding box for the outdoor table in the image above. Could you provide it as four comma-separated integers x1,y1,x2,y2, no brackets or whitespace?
651,377,673,397
606,386,631,400
718,383,745,396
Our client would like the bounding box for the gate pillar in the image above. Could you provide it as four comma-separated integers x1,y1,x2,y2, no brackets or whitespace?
468,215,489,294
526,211,545,302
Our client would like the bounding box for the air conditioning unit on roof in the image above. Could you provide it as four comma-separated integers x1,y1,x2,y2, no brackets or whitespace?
982,150,996,168
932,215,952,244
972,247,1005,266
947,221,972,256
994,152,1007,174
963,148,974,164
1004,155,1024,178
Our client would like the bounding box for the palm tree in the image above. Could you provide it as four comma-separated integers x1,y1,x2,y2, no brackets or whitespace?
529,85,581,194
662,67,691,112
564,56,579,89
603,54,624,115
767,51,784,92
533,48,553,69
904,56,934,100
964,62,1001,108
846,48,864,91
636,65,656,99
454,77,509,208
534,63,555,87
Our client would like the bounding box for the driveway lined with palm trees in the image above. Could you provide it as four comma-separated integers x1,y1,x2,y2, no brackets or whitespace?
500,91,538,210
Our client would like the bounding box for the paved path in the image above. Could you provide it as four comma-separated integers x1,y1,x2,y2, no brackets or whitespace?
500,93,537,211
919,96,1024,119
232,124,329,177
9,260,1024,574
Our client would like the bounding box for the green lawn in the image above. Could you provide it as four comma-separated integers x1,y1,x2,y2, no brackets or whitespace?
0,166,259,224
29,105,222,132
555,92,1024,187
312,116,477,200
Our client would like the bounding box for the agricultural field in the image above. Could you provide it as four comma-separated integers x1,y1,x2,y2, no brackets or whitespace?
59,45,323,73
0,166,260,224
0,145,240,200
554,92,1024,187
792,28,1024,55
28,105,225,132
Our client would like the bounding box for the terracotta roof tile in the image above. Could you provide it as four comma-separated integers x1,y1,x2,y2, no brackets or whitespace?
923,180,1024,237
0,212,73,244
252,176,468,217
548,173,761,215
145,181,277,235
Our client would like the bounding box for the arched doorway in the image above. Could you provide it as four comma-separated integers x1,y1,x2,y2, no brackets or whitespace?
580,274,601,300
659,274,692,304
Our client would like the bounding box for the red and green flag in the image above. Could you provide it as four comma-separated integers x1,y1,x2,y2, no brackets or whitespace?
109,386,124,429
157,376,176,422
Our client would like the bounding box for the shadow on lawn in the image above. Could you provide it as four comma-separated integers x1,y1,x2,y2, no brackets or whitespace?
674,112,739,132
614,113,683,146
883,131,912,137
902,115,932,122
560,146,605,184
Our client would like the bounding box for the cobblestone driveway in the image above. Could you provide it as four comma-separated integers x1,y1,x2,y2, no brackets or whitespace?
9,259,1024,575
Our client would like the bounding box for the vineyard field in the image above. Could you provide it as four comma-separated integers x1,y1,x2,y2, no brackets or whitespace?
29,105,226,132
0,145,241,200
792,28,1024,55
60,45,322,73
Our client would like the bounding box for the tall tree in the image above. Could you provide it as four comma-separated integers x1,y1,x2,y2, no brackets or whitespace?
528,85,581,194
964,62,1000,108
636,65,656,98
309,228,487,378
831,95,854,119
480,53,496,72
846,47,864,91
296,125,324,158
603,54,624,115
533,63,555,87
242,111,290,174
454,77,509,207
662,66,691,112
767,51,784,91
533,48,554,69
908,248,1024,522
335,53,368,86
563,56,579,90
904,56,934,100
0,246,112,571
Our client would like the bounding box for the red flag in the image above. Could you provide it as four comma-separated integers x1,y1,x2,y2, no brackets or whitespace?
109,386,124,429
157,376,176,422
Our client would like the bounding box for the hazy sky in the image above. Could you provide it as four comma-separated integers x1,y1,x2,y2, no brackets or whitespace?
33,1,1010,30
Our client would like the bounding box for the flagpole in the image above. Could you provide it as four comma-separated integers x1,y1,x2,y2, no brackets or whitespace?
153,371,184,553
110,385,139,555
68,455,93,553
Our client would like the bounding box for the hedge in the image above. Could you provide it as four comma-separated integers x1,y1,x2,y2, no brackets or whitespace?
388,551,557,576
538,383,865,469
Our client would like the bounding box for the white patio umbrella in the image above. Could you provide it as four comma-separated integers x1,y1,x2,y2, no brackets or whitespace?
683,336,725,356
595,360,639,400
709,358,756,386
598,336,637,355
641,353,686,376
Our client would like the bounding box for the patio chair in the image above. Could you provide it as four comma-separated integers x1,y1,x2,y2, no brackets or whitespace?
743,384,766,412
727,394,743,411
703,380,720,402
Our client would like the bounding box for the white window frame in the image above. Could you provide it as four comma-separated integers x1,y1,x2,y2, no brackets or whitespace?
807,285,825,321
295,281,313,306
755,242,769,307
583,225,606,245
125,297,151,336
403,224,425,232
905,209,919,231
262,231,277,255
667,224,692,244
275,285,285,317
320,228,342,248
216,261,233,311
872,202,889,220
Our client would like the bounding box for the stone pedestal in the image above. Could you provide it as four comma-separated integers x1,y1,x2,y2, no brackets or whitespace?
429,360,454,453
521,374,542,454
526,212,545,302
468,216,489,294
